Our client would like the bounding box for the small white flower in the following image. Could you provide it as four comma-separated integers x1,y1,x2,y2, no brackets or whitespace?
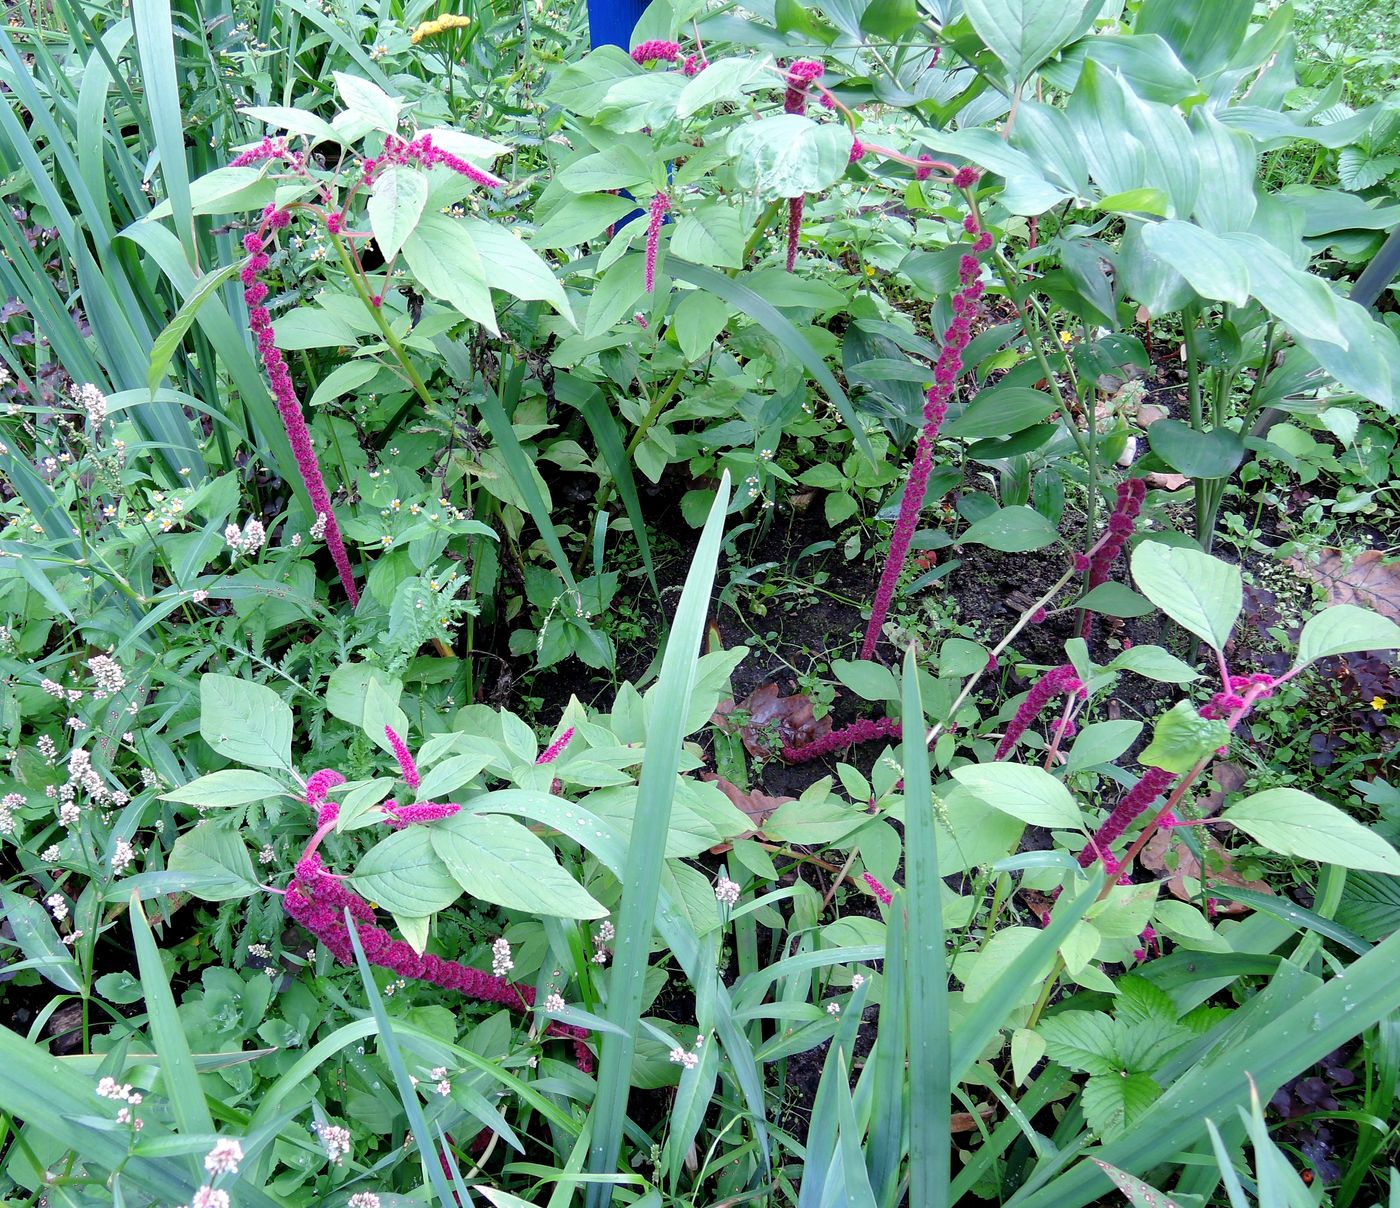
316,1122,353,1164
544,992,566,1013
826,1001,841,1016
714,876,740,907
192,1187,231,1208
491,937,513,978
203,1137,244,1176
348,1193,382,1208
668,1045,699,1069
851,973,865,989
46,892,67,921
111,838,135,876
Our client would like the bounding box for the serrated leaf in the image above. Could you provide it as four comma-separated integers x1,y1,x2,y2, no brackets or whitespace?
1139,700,1229,773
1039,1010,1119,1076
1081,1071,1161,1140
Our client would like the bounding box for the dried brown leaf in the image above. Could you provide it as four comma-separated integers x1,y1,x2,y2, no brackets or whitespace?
700,771,793,828
733,683,832,759
1289,548,1400,624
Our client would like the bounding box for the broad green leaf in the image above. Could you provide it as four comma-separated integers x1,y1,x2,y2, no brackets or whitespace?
1130,542,1241,652
167,824,259,900
367,165,428,262
0,888,80,991
1039,1010,1118,1075
728,115,855,200
199,674,293,770
960,505,1060,552
146,262,242,393
334,71,400,133
534,192,638,248
960,926,1053,1004
963,0,1096,86
677,56,771,117
403,211,497,333
672,290,730,360
161,769,287,807
1140,220,1251,308
240,104,342,145
1065,721,1143,773
1295,604,1400,667
326,663,404,728
1139,701,1229,773
1107,644,1199,684
1082,1071,1161,1140
1224,788,1400,875
832,659,900,702
364,676,411,756
951,763,1083,829
1011,1027,1045,1086
1075,582,1155,618
860,0,919,39
431,812,606,918
466,219,574,323
309,358,381,408
352,827,462,916
559,142,655,193
670,205,746,269
1146,419,1245,479
943,387,1057,440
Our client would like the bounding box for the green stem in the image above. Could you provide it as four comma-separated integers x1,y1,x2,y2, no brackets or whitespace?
743,199,782,267
329,232,438,444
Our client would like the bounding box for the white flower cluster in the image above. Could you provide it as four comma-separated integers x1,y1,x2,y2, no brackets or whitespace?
224,517,266,555
491,936,513,977
69,381,107,428
88,654,125,699
348,1193,382,1208
111,838,135,876
203,1137,243,1175
714,876,741,907
315,1121,353,1164
0,791,22,836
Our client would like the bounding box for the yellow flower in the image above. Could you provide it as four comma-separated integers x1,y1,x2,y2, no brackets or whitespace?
411,13,470,43
1373,695,1387,712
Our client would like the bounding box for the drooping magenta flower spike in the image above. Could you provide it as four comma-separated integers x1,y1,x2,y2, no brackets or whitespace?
780,59,825,273
631,39,680,65
995,665,1087,761
644,191,670,294
860,201,991,659
384,725,420,790
537,727,575,765
1079,478,1147,640
782,716,902,763
383,801,460,828
243,220,360,606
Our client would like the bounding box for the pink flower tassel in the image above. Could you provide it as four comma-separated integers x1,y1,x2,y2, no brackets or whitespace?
1078,766,1176,869
994,665,1086,761
537,727,575,764
1079,478,1146,640
863,872,894,905
285,854,592,1070
244,227,359,606
383,801,460,829
631,39,680,65
384,725,420,790
786,196,803,272
782,716,902,763
644,191,669,294
859,209,990,659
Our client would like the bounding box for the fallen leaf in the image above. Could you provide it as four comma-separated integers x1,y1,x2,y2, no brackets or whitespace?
1145,471,1189,491
951,1104,996,1133
1289,548,1400,624
700,772,793,829
730,683,833,760
1135,403,1170,428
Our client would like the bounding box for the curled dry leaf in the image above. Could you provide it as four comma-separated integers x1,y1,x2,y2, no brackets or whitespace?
1289,548,1400,624
699,771,793,832
1141,765,1270,910
725,682,832,760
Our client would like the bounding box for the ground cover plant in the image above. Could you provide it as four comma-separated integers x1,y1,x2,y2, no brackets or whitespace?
2,0,1400,1204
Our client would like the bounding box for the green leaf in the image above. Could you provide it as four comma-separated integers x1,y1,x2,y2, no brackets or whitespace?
832,659,900,702
1092,1161,1186,1208
860,0,919,39
963,0,1096,86
326,663,404,728
1106,644,1200,684
146,262,242,393
1140,221,1251,308
535,193,638,249
363,676,411,756
1075,582,1155,618
367,165,428,262
334,71,400,133
727,115,855,200
1224,789,1400,875
309,358,380,408
1064,721,1143,772
1295,604,1400,668
1139,700,1230,773
351,827,463,916
240,104,343,145
943,387,1057,440
431,812,606,919
1081,1071,1161,1140
670,205,746,269
960,926,1054,1004
161,769,287,807
402,211,497,334
672,290,731,360
466,220,575,323
199,674,293,770
1130,542,1241,652
951,763,1084,829
1146,418,1246,479
0,888,80,992
1039,1010,1118,1075
676,56,771,117
167,824,259,901
960,505,1061,552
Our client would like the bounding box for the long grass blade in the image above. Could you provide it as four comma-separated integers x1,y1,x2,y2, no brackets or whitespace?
131,0,195,257
900,642,950,1205
585,472,732,1205
129,893,214,1140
